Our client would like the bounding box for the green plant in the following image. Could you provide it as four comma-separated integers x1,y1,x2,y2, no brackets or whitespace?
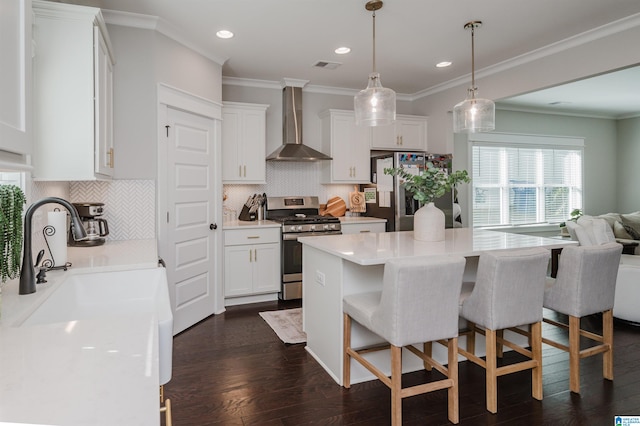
384,164,470,205
0,185,26,283
560,208,583,227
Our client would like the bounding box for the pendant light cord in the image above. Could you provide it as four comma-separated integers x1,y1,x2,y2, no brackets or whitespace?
470,24,476,94
372,9,377,74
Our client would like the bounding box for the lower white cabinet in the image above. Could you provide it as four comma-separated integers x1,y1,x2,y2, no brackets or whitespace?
340,221,386,234
224,227,280,298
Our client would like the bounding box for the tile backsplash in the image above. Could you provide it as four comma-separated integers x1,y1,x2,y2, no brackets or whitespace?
224,161,357,214
32,180,156,243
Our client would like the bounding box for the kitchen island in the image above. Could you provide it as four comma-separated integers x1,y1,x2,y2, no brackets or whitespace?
299,228,577,385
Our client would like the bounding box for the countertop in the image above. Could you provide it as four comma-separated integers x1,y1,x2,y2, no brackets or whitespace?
223,216,387,229
223,219,281,229
0,239,161,426
299,228,578,266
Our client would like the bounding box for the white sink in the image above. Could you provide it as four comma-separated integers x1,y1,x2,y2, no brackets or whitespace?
19,268,173,385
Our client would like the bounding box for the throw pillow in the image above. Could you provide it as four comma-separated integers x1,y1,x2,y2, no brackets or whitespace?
613,221,633,239
622,223,640,240
621,213,640,237
598,212,622,229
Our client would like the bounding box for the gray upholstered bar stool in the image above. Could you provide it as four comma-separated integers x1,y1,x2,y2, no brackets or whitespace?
343,255,466,425
458,247,550,414
541,242,622,394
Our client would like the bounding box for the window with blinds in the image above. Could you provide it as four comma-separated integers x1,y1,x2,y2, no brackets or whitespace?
470,134,583,228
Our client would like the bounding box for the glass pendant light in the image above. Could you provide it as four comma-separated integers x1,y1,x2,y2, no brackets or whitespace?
453,21,495,133
354,0,396,127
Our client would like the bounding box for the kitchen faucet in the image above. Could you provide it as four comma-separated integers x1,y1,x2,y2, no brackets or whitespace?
19,197,88,295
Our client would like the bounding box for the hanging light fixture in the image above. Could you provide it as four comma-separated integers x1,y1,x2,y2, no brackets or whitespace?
453,21,495,133
354,0,396,126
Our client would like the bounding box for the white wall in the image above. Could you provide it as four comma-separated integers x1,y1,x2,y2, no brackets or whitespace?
108,25,156,180
105,24,223,180
617,116,640,213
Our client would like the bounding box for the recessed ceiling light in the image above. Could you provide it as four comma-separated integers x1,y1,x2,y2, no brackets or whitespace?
216,30,234,39
436,61,452,68
335,47,351,55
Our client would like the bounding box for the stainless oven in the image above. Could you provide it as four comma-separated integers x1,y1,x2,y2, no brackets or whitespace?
266,196,342,300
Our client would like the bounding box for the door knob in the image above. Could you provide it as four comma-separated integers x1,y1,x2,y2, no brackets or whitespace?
210,223,217,230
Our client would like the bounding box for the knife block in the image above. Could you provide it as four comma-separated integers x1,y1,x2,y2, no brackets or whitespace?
238,205,257,221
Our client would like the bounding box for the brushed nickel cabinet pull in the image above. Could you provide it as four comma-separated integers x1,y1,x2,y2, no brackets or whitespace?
244,165,247,177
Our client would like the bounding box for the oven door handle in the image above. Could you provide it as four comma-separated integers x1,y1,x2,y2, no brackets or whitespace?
282,231,342,241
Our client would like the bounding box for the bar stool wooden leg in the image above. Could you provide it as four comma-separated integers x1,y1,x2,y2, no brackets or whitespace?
531,321,543,400
485,329,498,414
448,337,459,424
423,342,433,371
391,345,402,426
603,309,614,381
343,313,352,388
569,315,581,393
467,321,476,355
496,329,504,358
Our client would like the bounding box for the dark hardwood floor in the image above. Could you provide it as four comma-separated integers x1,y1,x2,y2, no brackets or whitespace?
163,300,640,425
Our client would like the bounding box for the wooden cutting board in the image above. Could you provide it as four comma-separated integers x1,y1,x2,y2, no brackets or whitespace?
349,185,366,213
322,196,346,217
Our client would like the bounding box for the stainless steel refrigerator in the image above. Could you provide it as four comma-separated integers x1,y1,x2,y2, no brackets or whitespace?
361,152,457,232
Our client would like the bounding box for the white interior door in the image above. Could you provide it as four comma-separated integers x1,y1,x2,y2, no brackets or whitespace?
161,103,221,334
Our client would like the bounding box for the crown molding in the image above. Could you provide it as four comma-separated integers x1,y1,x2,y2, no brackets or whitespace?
221,76,413,101
102,9,228,66
412,12,640,100
495,104,628,120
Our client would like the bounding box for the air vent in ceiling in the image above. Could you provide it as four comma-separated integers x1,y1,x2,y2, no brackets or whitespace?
313,61,342,70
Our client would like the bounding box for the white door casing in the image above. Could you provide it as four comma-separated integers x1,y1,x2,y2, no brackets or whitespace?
157,84,224,335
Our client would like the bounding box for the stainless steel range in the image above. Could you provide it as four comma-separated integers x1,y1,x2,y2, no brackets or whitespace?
266,196,342,300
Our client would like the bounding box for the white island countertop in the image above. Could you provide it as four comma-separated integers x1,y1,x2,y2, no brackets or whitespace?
299,227,577,266
299,228,578,386
0,239,161,426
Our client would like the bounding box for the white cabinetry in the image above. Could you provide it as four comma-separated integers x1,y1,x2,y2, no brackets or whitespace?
32,1,115,180
370,115,427,151
340,221,386,234
0,0,32,156
224,227,280,298
320,109,370,183
222,102,268,183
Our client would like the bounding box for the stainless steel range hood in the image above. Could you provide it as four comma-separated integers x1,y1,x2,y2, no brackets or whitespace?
266,86,332,161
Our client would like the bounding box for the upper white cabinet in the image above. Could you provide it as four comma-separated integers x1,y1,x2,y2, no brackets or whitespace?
222,102,268,184
32,0,115,180
370,115,428,151
0,0,32,156
320,109,370,184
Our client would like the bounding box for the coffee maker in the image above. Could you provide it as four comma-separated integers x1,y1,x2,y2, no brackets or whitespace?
68,202,109,247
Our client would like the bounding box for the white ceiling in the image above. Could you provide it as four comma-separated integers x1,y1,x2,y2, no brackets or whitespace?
62,0,640,117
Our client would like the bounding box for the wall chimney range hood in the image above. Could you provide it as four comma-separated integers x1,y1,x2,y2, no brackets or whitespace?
266,83,332,161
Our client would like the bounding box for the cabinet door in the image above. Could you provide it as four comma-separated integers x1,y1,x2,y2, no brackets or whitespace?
330,113,370,182
370,123,398,149
224,245,254,297
396,118,427,151
0,0,32,155
340,222,386,235
94,26,114,177
221,109,241,181
240,109,266,182
252,243,280,293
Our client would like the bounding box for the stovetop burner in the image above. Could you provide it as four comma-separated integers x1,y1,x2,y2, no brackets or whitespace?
271,215,340,225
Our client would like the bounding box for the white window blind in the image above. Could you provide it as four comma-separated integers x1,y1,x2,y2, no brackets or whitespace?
470,134,583,228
